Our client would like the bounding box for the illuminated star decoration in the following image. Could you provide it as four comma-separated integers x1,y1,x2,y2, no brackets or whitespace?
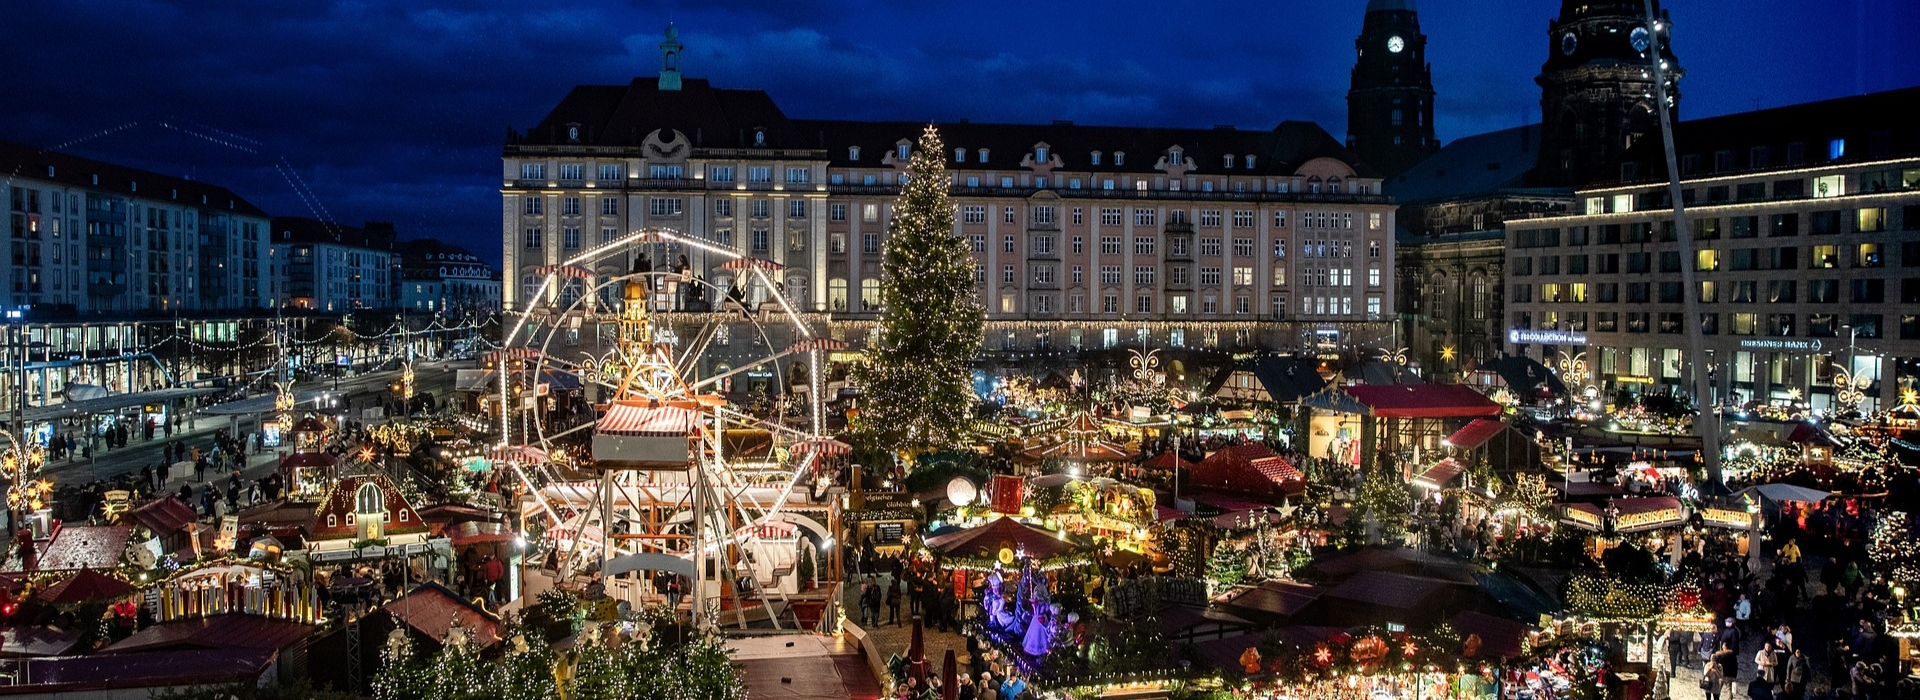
1402,641,1418,657
1313,644,1333,666
1440,346,1456,362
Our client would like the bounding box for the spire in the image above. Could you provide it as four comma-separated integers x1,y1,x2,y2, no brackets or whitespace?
658,24,683,91
1366,0,1416,12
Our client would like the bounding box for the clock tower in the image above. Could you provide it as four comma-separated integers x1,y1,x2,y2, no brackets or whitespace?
1347,0,1437,179
1534,0,1682,187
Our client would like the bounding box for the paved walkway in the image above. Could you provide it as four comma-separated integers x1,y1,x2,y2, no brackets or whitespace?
842,573,973,683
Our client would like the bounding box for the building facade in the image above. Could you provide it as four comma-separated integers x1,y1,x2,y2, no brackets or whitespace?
1346,0,1438,179
503,30,1399,364
272,218,398,312
0,141,276,314
1504,88,1920,412
399,239,500,315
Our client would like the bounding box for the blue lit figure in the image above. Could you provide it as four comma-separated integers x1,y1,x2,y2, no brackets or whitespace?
980,568,1014,633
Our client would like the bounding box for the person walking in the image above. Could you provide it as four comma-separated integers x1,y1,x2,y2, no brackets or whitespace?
1700,660,1726,700
886,577,902,626
1782,647,1809,699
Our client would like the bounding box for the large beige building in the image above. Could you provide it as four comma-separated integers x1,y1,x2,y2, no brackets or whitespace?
502,29,1397,362
1504,88,1920,412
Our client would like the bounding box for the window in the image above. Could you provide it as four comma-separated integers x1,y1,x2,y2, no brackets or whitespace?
1812,245,1839,269
1134,208,1157,226
1002,265,1015,284
1852,278,1885,303
788,200,807,218
1813,174,1845,197
862,232,879,254
961,205,986,224
785,167,810,184
523,198,544,215
978,149,989,163
1170,266,1189,286
599,198,619,216
713,199,734,218
1198,267,1222,285
524,228,543,249
1199,210,1222,227
1003,236,1014,253
1232,267,1253,285
1100,266,1121,285
1001,206,1015,224
1272,267,1286,286
1134,266,1155,286
752,229,769,252
650,198,684,217
1137,295,1153,313
1102,294,1118,313
1133,237,1155,255
710,165,735,182
1696,250,1720,271
1114,152,1124,166
1199,238,1222,256
830,203,847,221
1071,265,1083,285
1859,243,1884,268
748,166,772,183
1859,208,1888,232
1100,236,1121,255
1032,206,1056,226
1032,235,1054,255
1032,265,1055,285
1235,296,1251,315
562,227,580,249
1071,207,1083,225
602,226,619,243
1367,266,1381,287
1071,236,1083,254
1090,151,1102,166
1231,237,1254,257
520,163,546,180
1100,208,1122,227
862,204,880,222
1170,237,1188,257
750,199,770,218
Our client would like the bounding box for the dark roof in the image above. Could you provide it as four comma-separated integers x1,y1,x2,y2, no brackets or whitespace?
0,626,81,658
101,614,314,654
35,525,131,571
0,140,268,217
1386,125,1544,203
1337,384,1502,418
1351,360,1424,386
1446,419,1513,450
36,569,136,605
1310,546,1481,584
1243,356,1327,402
517,78,801,149
129,497,199,535
271,217,399,251
1220,580,1323,618
1478,355,1568,397
1611,86,1920,187
798,118,1377,177
1323,570,1456,610
511,76,1374,177
1449,610,1534,659
1,648,274,694
382,583,503,648
1473,572,1561,620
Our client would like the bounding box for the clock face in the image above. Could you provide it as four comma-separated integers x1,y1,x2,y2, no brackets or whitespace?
1630,26,1650,52
1387,35,1405,53
1560,32,1578,56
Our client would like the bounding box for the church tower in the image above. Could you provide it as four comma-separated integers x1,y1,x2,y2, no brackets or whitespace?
1533,0,1681,187
1346,0,1437,179
658,24,684,91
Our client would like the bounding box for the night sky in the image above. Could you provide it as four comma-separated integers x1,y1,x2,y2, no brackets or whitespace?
3,0,1915,266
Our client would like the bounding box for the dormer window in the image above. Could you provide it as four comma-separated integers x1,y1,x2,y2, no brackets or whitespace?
1035,146,1049,162
849,146,861,161
897,143,910,160
1090,151,1102,166
567,124,580,143
754,129,766,146
978,149,989,163
1167,149,1182,165
1224,155,1236,169
1114,152,1125,166
955,148,967,163
1245,155,1256,169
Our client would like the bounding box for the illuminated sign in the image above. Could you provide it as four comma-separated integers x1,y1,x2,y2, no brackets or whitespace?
1615,375,1656,385
1507,329,1588,345
1738,338,1823,352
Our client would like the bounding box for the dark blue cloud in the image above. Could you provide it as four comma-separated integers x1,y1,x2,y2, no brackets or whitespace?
2,0,1914,267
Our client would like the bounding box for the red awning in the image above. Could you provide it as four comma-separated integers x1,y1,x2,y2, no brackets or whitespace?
596,402,699,437
1445,419,1510,449
791,438,852,457
1341,385,1502,418
1414,458,1466,488
1141,451,1193,470
128,497,198,535
37,569,136,605
447,521,515,548
280,452,336,470
923,516,1076,562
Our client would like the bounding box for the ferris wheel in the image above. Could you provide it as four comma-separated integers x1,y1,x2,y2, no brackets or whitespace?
491,228,847,629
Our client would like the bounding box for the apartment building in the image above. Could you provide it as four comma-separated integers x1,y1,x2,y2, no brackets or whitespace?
503,29,1397,359
272,218,398,312
0,141,276,314
400,238,500,315
1504,88,1920,412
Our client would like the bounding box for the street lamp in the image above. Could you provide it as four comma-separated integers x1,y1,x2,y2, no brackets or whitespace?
0,433,49,529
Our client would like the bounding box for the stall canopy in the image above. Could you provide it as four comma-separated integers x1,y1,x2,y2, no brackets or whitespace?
447,521,515,548
1786,422,1840,447
1445,419,1512,449
1310,385,1502,418
596,403,700,437
128,498,199,536
1140,450,1194,471
384,583,504,649
1350,361,1424,386
1413,458,1467,489
36,569,136,605
1739,483,1831,504
1190,444,1304,498
923,517,1075,561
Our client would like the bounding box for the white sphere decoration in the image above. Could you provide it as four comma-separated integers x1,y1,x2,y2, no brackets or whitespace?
945,477,977,507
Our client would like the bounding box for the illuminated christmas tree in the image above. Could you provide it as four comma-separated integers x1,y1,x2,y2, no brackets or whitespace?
856,125,985,452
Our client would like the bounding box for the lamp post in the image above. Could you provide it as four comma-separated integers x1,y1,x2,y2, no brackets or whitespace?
3,321,48,538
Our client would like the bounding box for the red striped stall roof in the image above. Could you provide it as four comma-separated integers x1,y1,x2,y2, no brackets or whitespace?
597,402,700,437
532,264,596,279
785,338,849,353
1445,419,1511,449
791,438,852,456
